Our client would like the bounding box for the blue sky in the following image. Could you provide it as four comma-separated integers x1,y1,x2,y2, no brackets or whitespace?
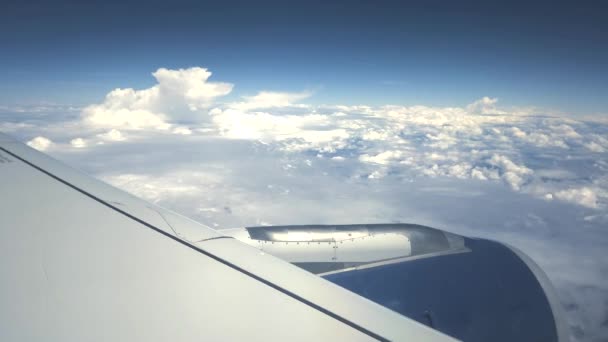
1,0,607,114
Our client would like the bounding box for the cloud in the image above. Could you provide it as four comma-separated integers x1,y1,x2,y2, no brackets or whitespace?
172,126,193,135
584,134,608,153
211,108,349,148
152,67,233,110
359,150,404,165
82,67,233,130
466,96,503,114
488,154,533,191
204,92,607,210
70,138,87,148
12,77,608,212
97,129,126,141
585,142,605,153
553,187,599,209
506,122,581,149
228,91,311,111
83,99,171,130
26,136,53,151
101,172,212,204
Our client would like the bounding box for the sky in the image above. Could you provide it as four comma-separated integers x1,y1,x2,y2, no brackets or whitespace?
1,1,608,341
1,1,608,113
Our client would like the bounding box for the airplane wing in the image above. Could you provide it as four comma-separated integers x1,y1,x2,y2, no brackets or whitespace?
0,132,456,341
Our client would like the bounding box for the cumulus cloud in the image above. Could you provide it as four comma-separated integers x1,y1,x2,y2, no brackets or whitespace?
488,154,533,191
585,142,605,153
507,122,581,149
70,138,87,148
228,91,311,111
172,126,193,135
84,104,170,130
203,91,607,210
97,129,126,141
584,135,608,153
152,67,233,110
466,96,503,114
359,150,404,165
26,136,53,151
554,187,599,209
82,67,233,130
